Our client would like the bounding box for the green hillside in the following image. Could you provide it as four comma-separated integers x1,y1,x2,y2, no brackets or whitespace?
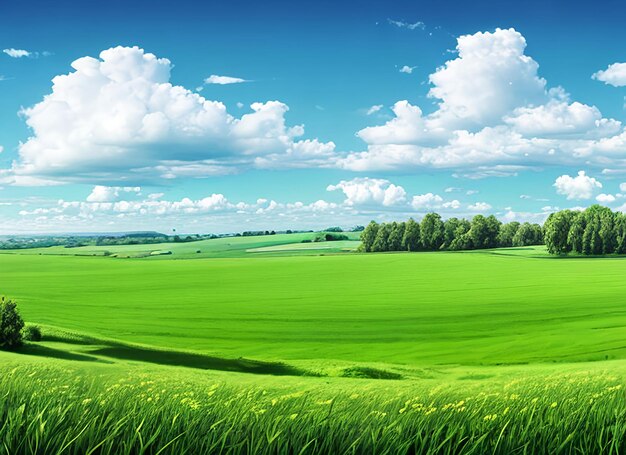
3,237,626,453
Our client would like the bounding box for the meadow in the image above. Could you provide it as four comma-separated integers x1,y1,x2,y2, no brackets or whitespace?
2,233,626,453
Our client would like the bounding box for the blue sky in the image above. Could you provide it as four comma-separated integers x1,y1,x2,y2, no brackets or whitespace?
1,0,626,234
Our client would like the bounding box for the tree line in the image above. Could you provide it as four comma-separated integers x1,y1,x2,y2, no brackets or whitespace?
360,214,543,252
544,205,626,255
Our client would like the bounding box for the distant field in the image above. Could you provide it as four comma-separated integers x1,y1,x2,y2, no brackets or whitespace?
0,231,362,259
2,242,626,366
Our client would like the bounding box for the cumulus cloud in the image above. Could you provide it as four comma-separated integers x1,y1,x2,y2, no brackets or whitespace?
6,46,333,185
87,185,141,202
593,62,626,87
327,177,406,206
204,75,248,85
399,65,416,74
338,28,626,174
554,171,602,200
410,193,461,211
467,202,492,211
596,193,616,203
411,193,443,209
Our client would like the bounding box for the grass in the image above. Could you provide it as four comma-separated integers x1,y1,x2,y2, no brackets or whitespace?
2,245,626,365
2,350,626,454
2,237,626,452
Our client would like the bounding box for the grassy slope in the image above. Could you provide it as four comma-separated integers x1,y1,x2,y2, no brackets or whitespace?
2,243,626,366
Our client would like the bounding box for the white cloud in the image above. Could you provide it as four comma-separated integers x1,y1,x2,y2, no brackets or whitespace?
204,75,248,85
387,19,425,30
338,28,626,174
467,202,492,211
399,65,416,74
327,177,406,206
593,62,626,87
3,48,30,58
366,104,383,115
411,193,443,209
6,46,333,184
504,100,620,138
409,193,460,211
554,171,602,200
442,199,461,209
428,28,547,129
87,185,141,202
620,183,626,192
444,187,461,193
596,193,616,203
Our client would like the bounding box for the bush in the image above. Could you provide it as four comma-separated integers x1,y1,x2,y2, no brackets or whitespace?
22,324,42,342
0,297,24,350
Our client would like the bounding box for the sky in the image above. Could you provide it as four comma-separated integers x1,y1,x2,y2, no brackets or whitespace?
1,0,626,234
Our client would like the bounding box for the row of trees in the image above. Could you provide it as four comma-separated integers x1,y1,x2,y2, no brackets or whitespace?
544,205,626,255
360,214,543,252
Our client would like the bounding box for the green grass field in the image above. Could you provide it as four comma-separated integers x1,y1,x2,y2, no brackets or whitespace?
2,236,626,453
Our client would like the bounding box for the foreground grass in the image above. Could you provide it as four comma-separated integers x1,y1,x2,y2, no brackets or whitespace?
2,355,626,454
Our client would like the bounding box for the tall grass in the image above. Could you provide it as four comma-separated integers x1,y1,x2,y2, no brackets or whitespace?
2,364,626,454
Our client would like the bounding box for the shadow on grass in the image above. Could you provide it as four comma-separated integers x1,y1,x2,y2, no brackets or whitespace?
89,345,317,377
18,343,103,363
39,329,320,377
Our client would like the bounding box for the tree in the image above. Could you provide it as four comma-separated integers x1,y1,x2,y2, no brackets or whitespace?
599,209,616,254
420,213,445,250
567,212,585,253
512,222,543,246
387,222,405,251
468,215,501,250
449,219,472,250
372,223,391,252
360,221,379,252
443,218,462,249
497,222,520,247
402,218,421,251
0,297,24,350
579,205,611,255
544,210,575,254
615,213,626,254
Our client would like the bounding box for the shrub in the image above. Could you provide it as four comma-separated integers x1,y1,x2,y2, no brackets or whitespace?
340,366,402,380
22,324,42,342
0,297,24,350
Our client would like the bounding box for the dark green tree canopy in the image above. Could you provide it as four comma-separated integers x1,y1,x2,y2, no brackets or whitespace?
0,297,24,350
